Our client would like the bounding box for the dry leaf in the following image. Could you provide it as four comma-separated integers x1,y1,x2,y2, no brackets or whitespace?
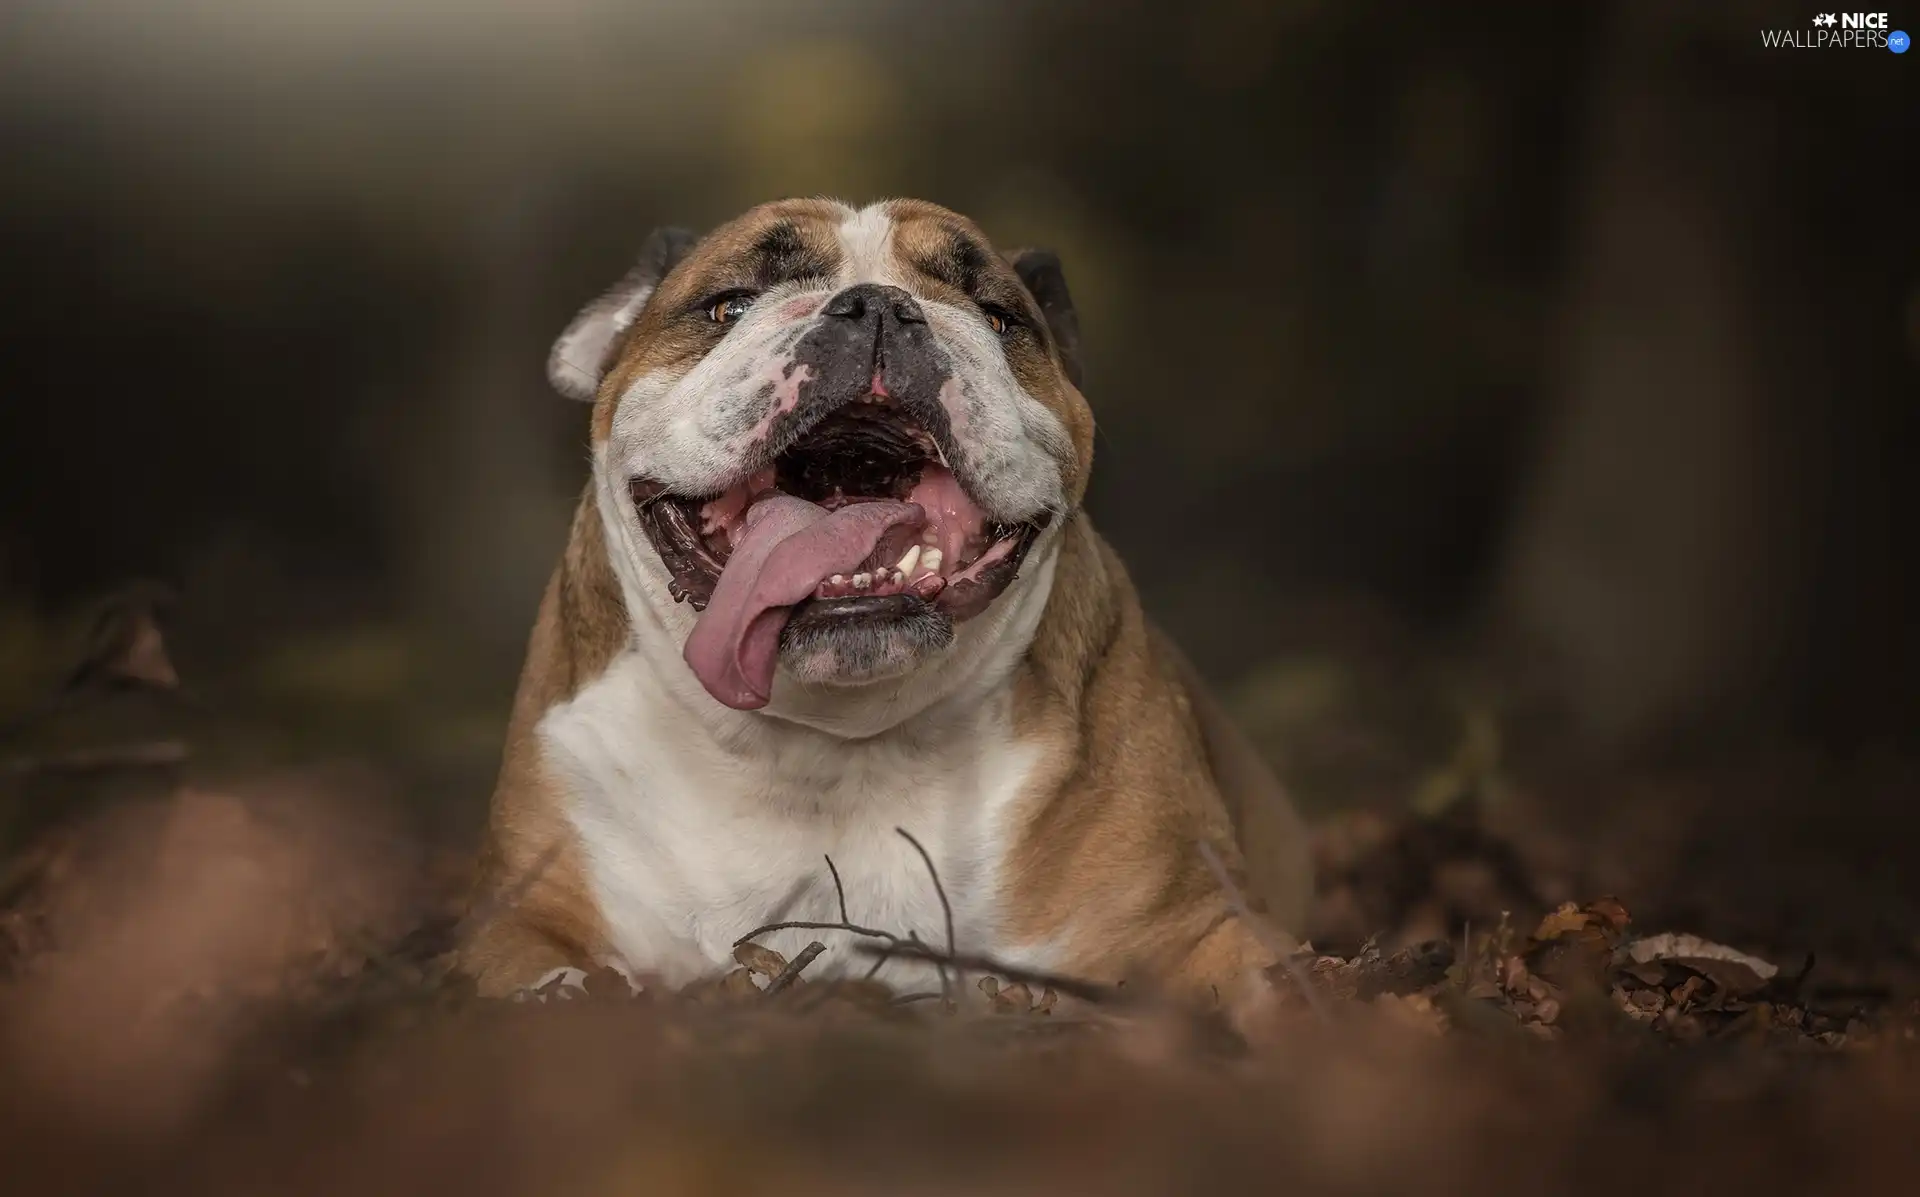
1624,933,1777,996
1532,903,1592,941
1670,975,1708,1008
732,942,790,978
719,967,762,998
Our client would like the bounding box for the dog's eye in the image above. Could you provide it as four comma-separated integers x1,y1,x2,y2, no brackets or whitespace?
983,306,1013,335
706,294,756,325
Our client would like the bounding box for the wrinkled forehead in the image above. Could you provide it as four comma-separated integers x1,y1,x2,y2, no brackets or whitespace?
653,198,1037,316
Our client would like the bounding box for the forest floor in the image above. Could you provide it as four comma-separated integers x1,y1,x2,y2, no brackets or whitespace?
2,592,1917,1196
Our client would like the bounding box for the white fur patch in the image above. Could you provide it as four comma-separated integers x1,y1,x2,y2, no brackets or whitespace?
836,205,902,287
540,629,1057,994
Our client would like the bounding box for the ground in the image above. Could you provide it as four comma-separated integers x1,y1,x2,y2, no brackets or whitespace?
2,593,1917,1196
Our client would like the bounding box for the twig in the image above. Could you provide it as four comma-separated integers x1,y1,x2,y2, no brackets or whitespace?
896,827,958,1005
1197,839,1334,1024
732,857,917,974
824,854,851,923
739,853,1105,1007
733,908,905,990
765,941,826,995
850,941,1116,1004
0,739,189,777
807,855,903,982
732,917,904,948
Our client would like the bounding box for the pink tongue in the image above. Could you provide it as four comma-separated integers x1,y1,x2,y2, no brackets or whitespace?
683,493,926,709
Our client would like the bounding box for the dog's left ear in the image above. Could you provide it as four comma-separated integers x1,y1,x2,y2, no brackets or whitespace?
548,226,699,401
1009,248,1083,390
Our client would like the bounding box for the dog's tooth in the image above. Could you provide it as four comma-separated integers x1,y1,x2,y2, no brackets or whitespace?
830,574,846,585
895,545,921,576
921,549,943,573
892,569,906,587
853,573,871,589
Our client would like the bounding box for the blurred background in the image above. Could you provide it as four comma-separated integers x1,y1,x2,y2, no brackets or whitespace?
1,0,1915,967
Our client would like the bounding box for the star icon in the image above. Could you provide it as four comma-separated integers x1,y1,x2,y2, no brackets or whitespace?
1813,12,1837,26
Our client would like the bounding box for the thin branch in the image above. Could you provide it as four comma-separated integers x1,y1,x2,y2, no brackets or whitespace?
850,941,1115,1004
1197,839,1333,1024
909,928,950,1005
896,826,959,1004
739,850,1106,1009
732,918,903,948
765,941,826,995
824,854,851,924
895,828,955,961
736,851,943,991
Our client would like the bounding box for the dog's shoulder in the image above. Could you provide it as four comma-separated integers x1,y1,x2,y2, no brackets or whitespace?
999,513,1308,980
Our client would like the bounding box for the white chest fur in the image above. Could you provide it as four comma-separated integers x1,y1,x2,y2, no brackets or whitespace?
538,651,1052,992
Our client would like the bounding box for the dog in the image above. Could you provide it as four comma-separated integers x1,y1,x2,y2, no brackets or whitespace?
457,198,1311,1015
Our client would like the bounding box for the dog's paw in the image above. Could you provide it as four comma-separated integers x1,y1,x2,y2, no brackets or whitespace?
511,965,590,1003
510,961,646,1003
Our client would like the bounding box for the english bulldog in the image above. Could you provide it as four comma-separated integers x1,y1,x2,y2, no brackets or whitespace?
458,198,1311,1015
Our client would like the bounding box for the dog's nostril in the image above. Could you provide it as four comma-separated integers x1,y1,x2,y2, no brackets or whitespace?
824,291,868,320
825,283,923,324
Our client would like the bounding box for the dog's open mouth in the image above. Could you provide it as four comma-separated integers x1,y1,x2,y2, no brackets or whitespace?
628,397,1048,708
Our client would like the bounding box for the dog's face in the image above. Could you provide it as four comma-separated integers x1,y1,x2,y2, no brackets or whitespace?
551,199,1095,711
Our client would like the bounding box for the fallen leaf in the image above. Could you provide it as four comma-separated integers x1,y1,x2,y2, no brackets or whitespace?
719,967,762,998
1624,933,1778,996
1531,903,1592,941
997,982,1033,1013
732,942,790,978
1670,975,1707,1008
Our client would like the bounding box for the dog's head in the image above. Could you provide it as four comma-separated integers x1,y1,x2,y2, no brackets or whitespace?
552,198,1093,712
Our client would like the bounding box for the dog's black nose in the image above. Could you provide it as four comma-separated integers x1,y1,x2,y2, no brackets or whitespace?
822,282,926,325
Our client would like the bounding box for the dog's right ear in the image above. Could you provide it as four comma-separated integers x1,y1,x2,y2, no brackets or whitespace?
1008,248,1083,390
547,226,699,401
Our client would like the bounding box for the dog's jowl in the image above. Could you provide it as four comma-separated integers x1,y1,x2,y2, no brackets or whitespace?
461,198,1311,1017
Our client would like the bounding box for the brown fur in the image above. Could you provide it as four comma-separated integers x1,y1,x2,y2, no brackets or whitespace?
459,490,626,994
1002,515,1305,1003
